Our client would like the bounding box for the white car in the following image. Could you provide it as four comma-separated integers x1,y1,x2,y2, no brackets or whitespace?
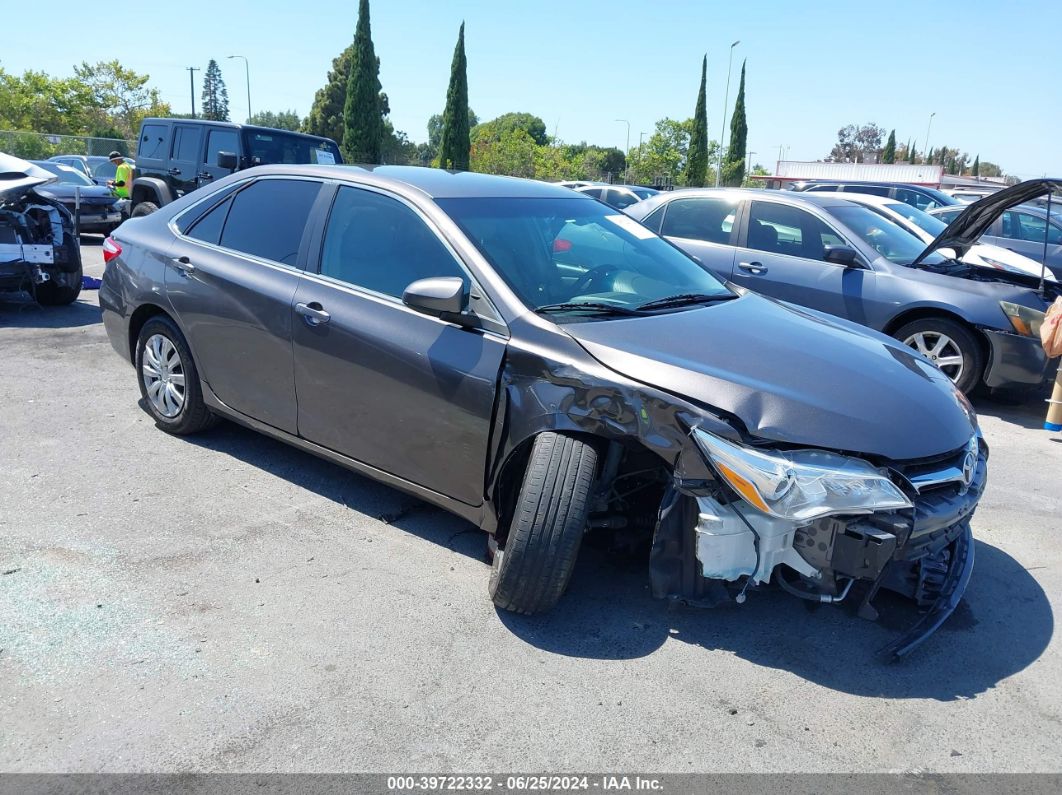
839,192,1056,281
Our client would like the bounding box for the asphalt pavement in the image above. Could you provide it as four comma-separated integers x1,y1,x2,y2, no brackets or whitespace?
1,237,1060,772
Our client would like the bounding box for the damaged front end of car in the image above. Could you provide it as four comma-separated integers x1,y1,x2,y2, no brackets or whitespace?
650,426,986,660
0,153,82,304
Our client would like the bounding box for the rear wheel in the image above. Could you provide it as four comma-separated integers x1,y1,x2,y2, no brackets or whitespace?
135,316,217,435
895,317,983,395
489,433,598,615
36,262,83,306
131,201,159,218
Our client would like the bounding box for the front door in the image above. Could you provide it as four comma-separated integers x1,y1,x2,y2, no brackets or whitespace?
165,177,323,433
292,184,506,505
731,200,876,325
198,127,242,188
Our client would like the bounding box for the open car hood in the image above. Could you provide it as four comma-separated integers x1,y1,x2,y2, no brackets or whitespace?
912,178,1062,267
0,153,57,200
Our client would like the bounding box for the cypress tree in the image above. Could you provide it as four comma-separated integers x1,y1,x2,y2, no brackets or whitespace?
439,22,470,170
972,154,980,178
882,129,896,164
684,55,708,187
723,60,747,186
926,147,934,165
908,141,916,163
306,44,355,142
342,0,385,163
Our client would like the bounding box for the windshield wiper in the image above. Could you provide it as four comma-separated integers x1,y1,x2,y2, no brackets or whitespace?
534,302,645,317
635,293,736,312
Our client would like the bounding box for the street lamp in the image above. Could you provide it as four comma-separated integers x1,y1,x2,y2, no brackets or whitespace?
227,55,252,123
715,40,740,186
923,111,936,157
615,119,630,183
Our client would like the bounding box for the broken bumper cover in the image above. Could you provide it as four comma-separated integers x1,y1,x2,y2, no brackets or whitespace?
650,443,987,656
982,328,1054,389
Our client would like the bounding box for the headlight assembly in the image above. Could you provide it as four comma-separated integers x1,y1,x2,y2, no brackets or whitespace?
1000,301,1046,338
692,428,912,523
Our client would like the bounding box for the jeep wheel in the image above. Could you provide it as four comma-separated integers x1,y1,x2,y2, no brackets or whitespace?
489,433,598,615
135,316,217,435
894,317,983,395
131,201,159,218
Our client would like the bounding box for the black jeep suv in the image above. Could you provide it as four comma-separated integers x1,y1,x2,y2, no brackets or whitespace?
129,118,342,216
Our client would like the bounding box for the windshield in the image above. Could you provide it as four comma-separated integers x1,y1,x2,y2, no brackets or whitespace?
241,130,342,166
884,202,948,236
437,197,731,315
830,205,944,265
34,162,94,186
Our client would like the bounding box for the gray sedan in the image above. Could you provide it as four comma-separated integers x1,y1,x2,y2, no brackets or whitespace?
626,187,1058,394
930,202,1062,280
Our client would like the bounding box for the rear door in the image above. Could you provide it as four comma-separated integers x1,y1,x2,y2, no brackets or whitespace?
291,184,506,505
167,124,205,198
731,200,875,321
166,177,322,433
997,210,1062,271
655,196,739,278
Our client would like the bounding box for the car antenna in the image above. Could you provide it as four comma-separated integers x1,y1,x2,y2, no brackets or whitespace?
1040,190,1053,297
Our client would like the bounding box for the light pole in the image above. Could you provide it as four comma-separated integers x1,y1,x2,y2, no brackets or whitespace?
615,119,630,183
227,55,252,123
715,40,740,186
923,111,936,157
745,150,756,185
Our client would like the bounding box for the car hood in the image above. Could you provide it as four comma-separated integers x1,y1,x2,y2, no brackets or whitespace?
563,293,976,461
31,182,118,201
0,153,57,200
913,178,1062,266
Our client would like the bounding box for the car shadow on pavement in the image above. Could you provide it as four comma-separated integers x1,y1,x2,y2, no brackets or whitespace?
0,296,102,328
973,391,1054,431
498,539,1053,701
182,420,487,561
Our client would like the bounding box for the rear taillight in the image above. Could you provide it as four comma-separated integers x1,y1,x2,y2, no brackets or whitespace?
102,236,122,264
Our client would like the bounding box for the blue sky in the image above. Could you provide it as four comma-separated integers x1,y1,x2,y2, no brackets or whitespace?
3,0,1058,177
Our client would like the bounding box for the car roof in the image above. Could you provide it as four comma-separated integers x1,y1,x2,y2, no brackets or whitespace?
238,164,591,200
652,187,867,207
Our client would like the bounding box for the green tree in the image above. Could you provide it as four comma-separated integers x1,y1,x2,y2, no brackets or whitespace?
470,128,538,178
305,44,354,142
907,141,917,163
972,154,980,177
684,55,709,187
249,110,303,131
200,59,230,122
426,107,478,161
722,60,747,186
472,112,548,147
0,68,95,135
342,0,386,162
882,129,896,164
925,147,934,165
439,22,471,170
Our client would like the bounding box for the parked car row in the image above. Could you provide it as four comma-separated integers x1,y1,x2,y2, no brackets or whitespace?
99,164,987,656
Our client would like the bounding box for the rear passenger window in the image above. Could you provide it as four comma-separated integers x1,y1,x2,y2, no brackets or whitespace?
660,197,737,244
747,201,844,261
319,185,465,298
895,188,932,210
185,197,233,244
219,179,321,266
640,206,665,233
848,185,891,197
170,127,201,162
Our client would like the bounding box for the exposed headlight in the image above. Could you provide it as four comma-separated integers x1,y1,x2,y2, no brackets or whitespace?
692,429,912,522
978,255,1023,274
1000,301,1046,337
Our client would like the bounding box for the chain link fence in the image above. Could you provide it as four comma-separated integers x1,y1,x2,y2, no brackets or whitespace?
0,131,134,161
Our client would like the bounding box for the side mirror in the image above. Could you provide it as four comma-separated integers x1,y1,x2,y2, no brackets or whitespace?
216,151,238,171
824,245,862,268
402,276,472,323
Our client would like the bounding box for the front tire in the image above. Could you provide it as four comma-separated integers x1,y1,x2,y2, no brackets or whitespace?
131,201,159,218
36,264,83,306
135,316,217,435
489,433,598,615
895,317,983,395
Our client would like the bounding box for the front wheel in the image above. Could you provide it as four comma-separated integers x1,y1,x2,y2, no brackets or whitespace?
489,433,598,615
894,317,983,395
135,316,218,435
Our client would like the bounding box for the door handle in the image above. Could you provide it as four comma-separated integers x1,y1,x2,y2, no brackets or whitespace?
168,167,182,176
295,301,331,326
170,255,196,275
197,172,214,181
738,261,768,275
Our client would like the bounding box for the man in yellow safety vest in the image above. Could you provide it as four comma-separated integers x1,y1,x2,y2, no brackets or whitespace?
108,151,133,200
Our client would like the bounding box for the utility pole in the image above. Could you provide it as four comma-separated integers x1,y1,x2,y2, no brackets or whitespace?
186,66,200,118
227,55,252,123
924,111,936,156
746,150,756,185
715,40,740,187
615,119,630,183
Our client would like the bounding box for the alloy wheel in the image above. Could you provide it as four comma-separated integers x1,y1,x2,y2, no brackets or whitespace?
141,334,186,418
903,331,965,383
